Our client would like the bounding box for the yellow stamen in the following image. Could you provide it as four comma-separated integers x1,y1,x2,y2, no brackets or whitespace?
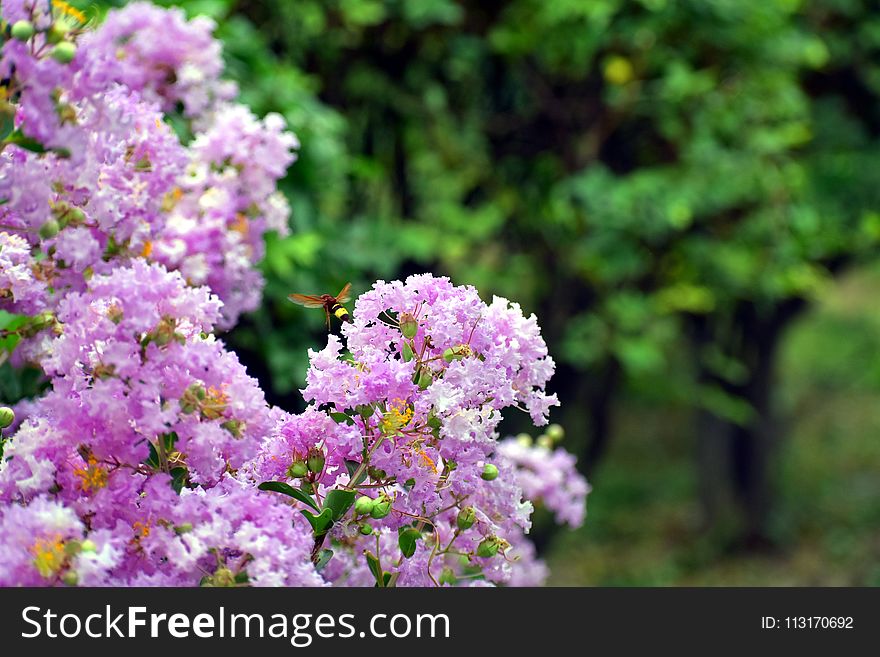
31,535,66,579
74,456,108,493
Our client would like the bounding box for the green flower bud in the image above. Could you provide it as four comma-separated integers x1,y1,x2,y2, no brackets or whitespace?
39,219,60,239
62,570,79,586
370,493,392,519
359,522,373,536
80,539,96,553
545,423,565,442
174,523,193,535
354,495,376,516
10,20,35,41
456,506,476,531
46,23,69,45
51,42,77,64
417,367,432,390
307,447,325,474
476,536,500,558
0,406,14,429
287,460,308,479
481,463,499,481
399,312,418,339
208,567,237,587
516,432,532,446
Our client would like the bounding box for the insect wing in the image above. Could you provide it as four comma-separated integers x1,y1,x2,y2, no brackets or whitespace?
288,293,326,308
335,282,352,304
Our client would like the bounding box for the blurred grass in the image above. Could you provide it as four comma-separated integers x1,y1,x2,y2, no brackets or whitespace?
545,265,880,586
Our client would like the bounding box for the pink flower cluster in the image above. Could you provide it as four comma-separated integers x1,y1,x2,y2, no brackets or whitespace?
0,0,295,349
0,1,589,587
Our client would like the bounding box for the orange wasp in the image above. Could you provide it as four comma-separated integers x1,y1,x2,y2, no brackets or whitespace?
288,283,353,330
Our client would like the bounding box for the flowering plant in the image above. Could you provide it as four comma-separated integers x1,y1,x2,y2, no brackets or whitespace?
0,1,588,587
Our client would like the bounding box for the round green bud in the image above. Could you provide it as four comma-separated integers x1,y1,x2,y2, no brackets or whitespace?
359,522,373,536
0,406,14,429
46,22,69,45
287,460,308,479
545,423,565,442
476,537,500,558
516,432,533,446
354,495,376,516
456,506,476,531
80,539,97,553
39,219,60,239
481,463,499,481
417,368,432,390
370,494,392,519
399,312,418,339
51,42,77,65
306,448,325,474
62,570,79,586
10,20,35,41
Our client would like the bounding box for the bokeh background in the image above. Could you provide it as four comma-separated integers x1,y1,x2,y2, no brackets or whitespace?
73,0,880,584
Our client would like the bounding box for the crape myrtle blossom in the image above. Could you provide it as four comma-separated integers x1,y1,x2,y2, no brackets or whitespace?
152,105,296,328
497,431,591,528
78,1,237,120
0,0,297,357
249,274,588,586
0,263,318,586
0,1,589,587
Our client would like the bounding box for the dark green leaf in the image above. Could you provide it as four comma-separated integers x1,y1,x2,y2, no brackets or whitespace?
301,508,334,536
324,488,356,521
258,481,320,511
398,527,421,558
170,467,188,494
330,412,355,425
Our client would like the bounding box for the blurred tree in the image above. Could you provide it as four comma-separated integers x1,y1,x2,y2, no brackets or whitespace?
118,0,880,544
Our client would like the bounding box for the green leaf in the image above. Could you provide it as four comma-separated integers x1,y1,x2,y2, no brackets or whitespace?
5,129,46,154
315,548,334,571
364,550,386,587
142,443,160,469
330,411,355,425
398,527,421,558
324,488,356,521
402,341,414,362
301,507,334,536
170,467,188,494
257,481,319,511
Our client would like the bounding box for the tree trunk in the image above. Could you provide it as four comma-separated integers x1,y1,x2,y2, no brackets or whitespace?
690,299,804,546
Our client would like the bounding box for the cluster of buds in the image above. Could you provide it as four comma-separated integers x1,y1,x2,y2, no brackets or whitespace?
6,2,82,64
